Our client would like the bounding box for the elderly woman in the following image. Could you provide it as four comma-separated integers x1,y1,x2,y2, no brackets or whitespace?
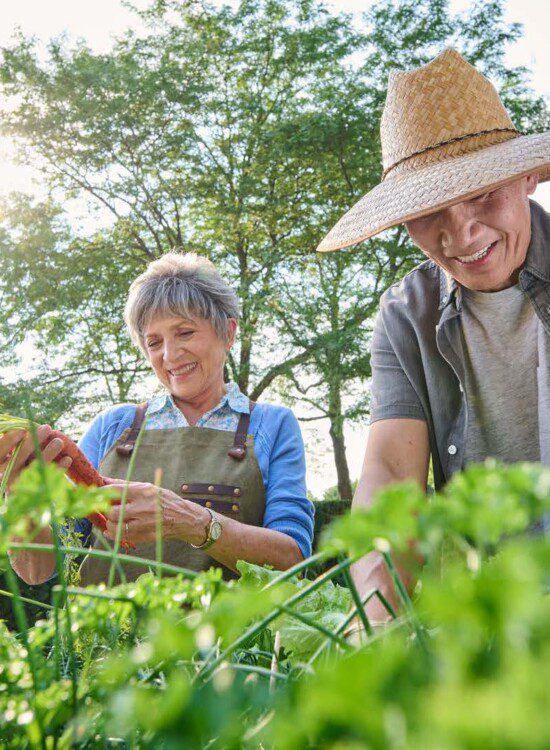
7,253,314,585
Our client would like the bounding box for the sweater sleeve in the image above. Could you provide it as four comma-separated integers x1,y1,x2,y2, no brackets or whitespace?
255,407,315,559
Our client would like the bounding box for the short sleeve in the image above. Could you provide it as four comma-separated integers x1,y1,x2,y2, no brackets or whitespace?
369,310,426,424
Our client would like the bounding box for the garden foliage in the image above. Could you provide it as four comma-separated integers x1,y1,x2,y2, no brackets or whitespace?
0,458,548,747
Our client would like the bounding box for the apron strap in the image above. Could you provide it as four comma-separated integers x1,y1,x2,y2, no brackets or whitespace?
227,401,256,460
115,399,255,459
116,402,148,456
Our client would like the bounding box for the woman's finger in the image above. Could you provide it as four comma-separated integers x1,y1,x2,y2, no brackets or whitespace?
40,437,66,465
57,455,73,472
11,425,53,473
104,518,149,541
0,429,27,465
107,498,151,524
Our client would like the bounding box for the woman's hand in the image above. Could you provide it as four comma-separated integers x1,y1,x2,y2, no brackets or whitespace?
0,424,72,492
2,425,72,585
103,481,211,547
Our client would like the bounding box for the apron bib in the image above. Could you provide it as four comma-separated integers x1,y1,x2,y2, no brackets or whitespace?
79,403,266,585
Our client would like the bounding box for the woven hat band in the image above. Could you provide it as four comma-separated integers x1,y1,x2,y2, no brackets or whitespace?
383,127,519,180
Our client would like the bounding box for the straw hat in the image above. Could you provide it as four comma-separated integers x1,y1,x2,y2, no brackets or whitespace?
317,48,550,253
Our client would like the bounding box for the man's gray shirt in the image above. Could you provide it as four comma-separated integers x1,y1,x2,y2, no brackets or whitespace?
459,283,539,466
370,200,550,491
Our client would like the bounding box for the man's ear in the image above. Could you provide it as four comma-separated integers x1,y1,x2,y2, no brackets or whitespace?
526,172,540,196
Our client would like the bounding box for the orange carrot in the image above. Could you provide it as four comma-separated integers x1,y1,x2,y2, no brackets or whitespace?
42,430,134,549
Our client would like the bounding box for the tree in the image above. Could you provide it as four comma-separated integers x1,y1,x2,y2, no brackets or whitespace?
0,0,547,485
0,0,363,407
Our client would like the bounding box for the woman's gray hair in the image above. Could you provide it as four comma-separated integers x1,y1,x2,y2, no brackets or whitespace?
124,252,239,351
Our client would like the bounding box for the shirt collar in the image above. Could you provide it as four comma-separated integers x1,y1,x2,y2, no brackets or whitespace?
522,200,550,283
438,267,459,311
146,381,250,417
438,200,550,310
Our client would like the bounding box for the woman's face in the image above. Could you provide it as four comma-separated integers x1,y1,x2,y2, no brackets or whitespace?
143,314,236,404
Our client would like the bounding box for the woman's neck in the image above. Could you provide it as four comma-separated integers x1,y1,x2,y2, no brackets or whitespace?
172,383,227,426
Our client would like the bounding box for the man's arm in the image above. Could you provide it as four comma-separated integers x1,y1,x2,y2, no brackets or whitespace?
351,418,430,622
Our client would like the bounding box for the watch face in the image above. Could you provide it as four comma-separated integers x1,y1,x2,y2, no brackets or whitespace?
211,521,222,541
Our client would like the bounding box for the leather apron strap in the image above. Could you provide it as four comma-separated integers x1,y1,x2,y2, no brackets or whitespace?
228,401,255,460
116,402,148,457
116,400,256,460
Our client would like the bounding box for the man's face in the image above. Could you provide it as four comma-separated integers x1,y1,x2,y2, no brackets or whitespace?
405,174,539,292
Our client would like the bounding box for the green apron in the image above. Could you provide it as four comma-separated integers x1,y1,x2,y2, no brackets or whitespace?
79,403,266,585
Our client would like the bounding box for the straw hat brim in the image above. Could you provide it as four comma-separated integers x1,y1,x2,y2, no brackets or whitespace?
317,132,550,253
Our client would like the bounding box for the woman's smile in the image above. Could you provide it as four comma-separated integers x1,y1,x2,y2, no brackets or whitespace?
168,361,198,379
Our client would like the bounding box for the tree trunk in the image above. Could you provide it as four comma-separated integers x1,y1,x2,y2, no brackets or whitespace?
327,383,353,500
329,419,353,501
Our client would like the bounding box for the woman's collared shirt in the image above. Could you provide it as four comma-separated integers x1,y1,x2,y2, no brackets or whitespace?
145,381,250,431
77,383,314,558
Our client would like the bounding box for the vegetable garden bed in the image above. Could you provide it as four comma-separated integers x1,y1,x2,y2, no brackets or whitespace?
0,443,549,747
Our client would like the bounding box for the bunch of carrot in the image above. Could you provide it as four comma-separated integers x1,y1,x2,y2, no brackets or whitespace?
0,414,115,533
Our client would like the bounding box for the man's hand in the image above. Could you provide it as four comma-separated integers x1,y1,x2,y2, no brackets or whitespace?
351,418,430,623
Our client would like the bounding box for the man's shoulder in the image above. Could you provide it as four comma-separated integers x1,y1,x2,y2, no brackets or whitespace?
379,259,441,323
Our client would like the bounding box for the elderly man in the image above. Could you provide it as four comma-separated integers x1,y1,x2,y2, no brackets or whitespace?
317,48,550,621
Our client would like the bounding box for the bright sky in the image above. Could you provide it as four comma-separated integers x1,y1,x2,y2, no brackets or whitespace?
0,0,548,495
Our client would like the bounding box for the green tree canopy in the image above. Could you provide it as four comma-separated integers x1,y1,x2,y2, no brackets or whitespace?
0,0,547,490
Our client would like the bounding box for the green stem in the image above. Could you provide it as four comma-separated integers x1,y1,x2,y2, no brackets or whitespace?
0,443,22,495
303,588,382,672
53,588,62,681
220,663,288,681
196,556,355,682
9,543,198,578
50,521,78,715
340,561,373,637
108,414,148,588
0,587,54,610
90,526,127,584
278,604,351,651
3,557,47,748
155,481,163,579
262,551,329,590
381,550,428,652
59,586,139,604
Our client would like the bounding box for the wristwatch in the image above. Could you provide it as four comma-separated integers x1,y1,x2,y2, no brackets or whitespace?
190,507,222,551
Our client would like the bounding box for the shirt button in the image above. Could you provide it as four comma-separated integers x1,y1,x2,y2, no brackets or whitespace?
233,488,241,496
232,504,239,512
208,485,215,492
448,444,457,455
205,501,212,508
181,484,188,491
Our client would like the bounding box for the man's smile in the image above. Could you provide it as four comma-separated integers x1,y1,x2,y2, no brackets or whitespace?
455,240,499,267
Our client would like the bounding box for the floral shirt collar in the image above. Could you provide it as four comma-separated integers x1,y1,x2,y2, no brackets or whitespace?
145,381,250,430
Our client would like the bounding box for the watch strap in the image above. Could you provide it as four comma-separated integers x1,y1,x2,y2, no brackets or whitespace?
190,507,220,551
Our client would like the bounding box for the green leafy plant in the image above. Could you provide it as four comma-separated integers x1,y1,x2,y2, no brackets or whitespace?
0,453,548,748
